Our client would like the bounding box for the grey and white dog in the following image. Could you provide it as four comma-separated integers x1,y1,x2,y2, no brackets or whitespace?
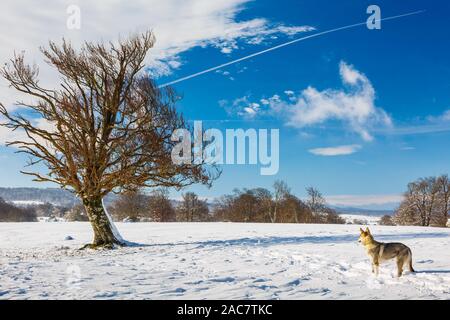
358,227,415,277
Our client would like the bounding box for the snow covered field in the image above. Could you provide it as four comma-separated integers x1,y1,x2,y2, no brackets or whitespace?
1,222,449,300
339,214,381,225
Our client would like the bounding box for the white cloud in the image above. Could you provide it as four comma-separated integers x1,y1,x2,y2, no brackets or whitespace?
260,99,270,105
0,125,26,146
269,61,392,141
340,62,365,85
215,69,235,81
226,93,285,118
243,107,257,115
308,144,361,156
274,25,315,35
0,0,313,109
224,96,261,117
0,116,56,146
443,110,450,121
427,109,450,122
284,90,294,96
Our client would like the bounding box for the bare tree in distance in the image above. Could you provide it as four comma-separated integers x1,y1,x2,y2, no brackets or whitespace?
379,215,395,226
270,180,290,223
253,188,273,222
436,175,450,225
110,191,149,222
395,175,449,227
282,193,312,223
306,187,326,215
148,188,176,222
177,192,209,222
0,31,218,248
408,177,439,226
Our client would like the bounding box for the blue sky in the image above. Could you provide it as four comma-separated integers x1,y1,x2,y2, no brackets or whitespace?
0,0,449,208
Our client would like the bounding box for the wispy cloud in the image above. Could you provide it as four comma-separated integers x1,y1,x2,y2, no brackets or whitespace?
378,109,450,136
308,144,361,156
0,0,313,108
221,96,263,118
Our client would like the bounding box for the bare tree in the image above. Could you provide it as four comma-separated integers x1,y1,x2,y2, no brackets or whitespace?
407,177,439,226
322,207,345,225
148,188,176,222
394,199,421,226
211,195,234,222
110,190,149,222
64,204,89,222
176,192,209,222
270,180,290,223
306,187,326,215
436,175,450,225
212,188,269,223
0,32,217,248
379,215,395,226
253,188,273,222
394,175,449,227
279,193,312,223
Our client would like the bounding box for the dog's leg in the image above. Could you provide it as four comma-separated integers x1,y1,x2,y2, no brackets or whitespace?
408,249,415,273
396,257,404,277
374,262,379,276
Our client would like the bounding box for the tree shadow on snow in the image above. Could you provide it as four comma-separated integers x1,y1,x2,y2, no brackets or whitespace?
137,232,448,248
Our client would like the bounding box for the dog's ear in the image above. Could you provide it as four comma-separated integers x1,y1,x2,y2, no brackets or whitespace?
366,227,371,234
360,228,364,233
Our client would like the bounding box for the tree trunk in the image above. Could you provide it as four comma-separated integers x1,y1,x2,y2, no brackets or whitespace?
83,196,125,248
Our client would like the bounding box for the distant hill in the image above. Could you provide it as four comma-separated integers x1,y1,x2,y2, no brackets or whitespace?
0,188,78,206
332,206,394,217
0,188,116,207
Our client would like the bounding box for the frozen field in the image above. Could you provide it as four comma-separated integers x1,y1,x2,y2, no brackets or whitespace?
339,214,381,225
0,222,449,300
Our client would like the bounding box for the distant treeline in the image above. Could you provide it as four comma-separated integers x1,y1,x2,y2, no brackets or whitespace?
0,187,116,207
2,175,449,227
0,187,78,206
0,198,86,222
0,181,345,225
106,181,345,224
0,198,37,222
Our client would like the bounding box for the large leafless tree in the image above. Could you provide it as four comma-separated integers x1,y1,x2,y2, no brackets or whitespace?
0,32,217,248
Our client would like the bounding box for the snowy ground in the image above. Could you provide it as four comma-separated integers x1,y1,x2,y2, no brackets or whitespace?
339,214,381,225
0,222,449,300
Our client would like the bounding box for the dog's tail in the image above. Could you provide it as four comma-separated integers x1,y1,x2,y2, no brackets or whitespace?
408,248,415,273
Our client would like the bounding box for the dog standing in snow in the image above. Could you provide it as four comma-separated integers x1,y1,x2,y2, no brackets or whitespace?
358,227,415,277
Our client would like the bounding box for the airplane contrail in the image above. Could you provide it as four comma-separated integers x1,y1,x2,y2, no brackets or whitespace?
158,10,425,88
